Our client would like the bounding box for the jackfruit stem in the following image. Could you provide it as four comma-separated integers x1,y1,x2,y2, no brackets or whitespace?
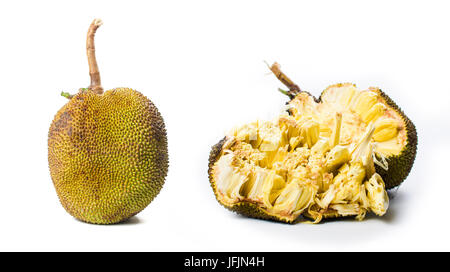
268,62,301,98
86,18,103,95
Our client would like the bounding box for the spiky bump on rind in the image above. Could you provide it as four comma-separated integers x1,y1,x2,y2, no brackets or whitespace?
48,88,168,224
208,137,296,224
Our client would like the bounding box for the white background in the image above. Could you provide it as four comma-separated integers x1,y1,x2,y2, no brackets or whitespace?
0,0,449,252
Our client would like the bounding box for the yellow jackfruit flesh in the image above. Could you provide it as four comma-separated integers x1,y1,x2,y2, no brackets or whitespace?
290,82,417,189
209,112,389,223
48,19,168,224
281,63,415,189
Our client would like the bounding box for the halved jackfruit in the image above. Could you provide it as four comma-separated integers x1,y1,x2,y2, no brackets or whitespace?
208,62,416,223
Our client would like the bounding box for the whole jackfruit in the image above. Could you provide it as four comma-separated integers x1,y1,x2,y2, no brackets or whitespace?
48,19,168,224
208,62,417,223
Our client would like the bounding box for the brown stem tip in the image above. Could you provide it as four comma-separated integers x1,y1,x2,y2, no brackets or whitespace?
267,62,301,98
86,18,104,94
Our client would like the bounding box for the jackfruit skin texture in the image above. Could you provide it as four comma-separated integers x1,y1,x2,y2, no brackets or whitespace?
371,88,417,189
208,137,296,224
302,211,355,222
48,88,168,224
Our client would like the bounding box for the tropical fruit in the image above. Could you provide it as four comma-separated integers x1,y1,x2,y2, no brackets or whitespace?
208,62,417,223
48,19,168,224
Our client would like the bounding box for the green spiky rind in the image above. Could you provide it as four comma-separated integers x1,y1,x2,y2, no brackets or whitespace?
288,84,417,189
302,209,356,223
49,88,169,224
207,137,227,187
208,137,296,224
372,88,417,189
224,202,296,223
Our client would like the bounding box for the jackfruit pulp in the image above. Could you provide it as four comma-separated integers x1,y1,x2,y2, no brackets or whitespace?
210,114,388,223
272,63,417,190
289,85,405,164
48,19,168,224
208,62,416,223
